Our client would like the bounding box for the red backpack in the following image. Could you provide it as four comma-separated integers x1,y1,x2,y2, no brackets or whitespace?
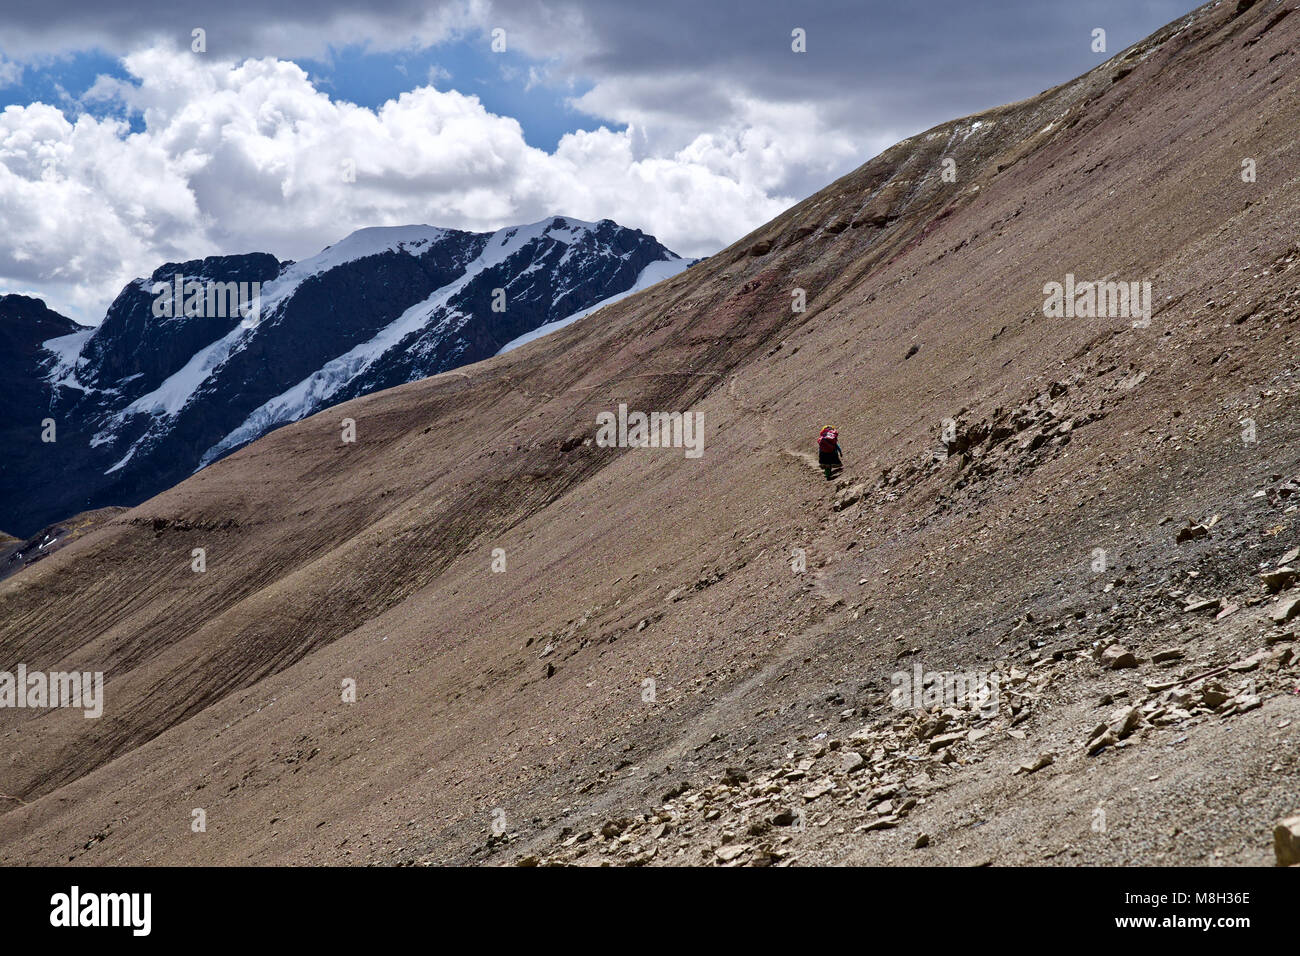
818,428,838,453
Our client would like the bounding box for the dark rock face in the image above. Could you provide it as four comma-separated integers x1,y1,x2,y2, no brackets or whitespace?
0,217,684,536
80,254,286,396
0,295,92,537
0,295,84,405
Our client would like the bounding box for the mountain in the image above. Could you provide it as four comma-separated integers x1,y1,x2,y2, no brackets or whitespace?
0,295,92,539
0,218,688,537
2,0,1299,867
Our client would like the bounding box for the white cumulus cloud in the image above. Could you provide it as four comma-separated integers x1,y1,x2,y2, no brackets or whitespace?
0,46,863,323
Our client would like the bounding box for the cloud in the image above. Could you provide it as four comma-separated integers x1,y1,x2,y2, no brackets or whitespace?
0,99,203,321
0,1,478,61
0,3,1198,142
0,46,844,321
0,57,22,88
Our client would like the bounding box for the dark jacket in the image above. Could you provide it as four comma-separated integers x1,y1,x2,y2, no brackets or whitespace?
818,441,842,467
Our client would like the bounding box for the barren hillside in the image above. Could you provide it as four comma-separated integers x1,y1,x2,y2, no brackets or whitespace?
2,0,1298,866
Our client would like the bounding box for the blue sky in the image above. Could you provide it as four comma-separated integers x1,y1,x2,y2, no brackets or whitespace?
0,40,613,149
0,51,141,130
297,43,616,152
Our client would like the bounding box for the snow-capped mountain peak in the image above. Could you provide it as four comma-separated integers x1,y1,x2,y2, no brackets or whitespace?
1,218,692,536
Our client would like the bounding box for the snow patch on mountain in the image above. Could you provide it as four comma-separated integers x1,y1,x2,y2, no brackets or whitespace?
254,225,455,318
195,217,609,468
100,227,461,431
497,255,692,356
41,328,95,392
113,218,607,440
104,446,136,474
122,324,250,422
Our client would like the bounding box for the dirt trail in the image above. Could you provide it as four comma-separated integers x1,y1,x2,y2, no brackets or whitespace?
727,373,824,473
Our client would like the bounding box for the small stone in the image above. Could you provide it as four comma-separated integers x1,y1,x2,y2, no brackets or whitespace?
1260,567,1298,593
600,819,629,839
1270,595,1300,625
1228,694,1262,716
840,751,866,774
1087,730,1118,756
1228,650,1268,672
1215,602,1240,620
1016,752,1055,775
1274,814,1300,866
927,731,965,753
803,780,836,801
715,844,750,862
1109,706,1142,739
858,816,900,832
863,784,899,805
662,781,690,801
1152,647,1184,664
914,833,930,849
1101,645,1138,669
1200,685,1231,709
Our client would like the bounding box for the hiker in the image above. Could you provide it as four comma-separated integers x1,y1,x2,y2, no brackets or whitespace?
818,426,843,480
